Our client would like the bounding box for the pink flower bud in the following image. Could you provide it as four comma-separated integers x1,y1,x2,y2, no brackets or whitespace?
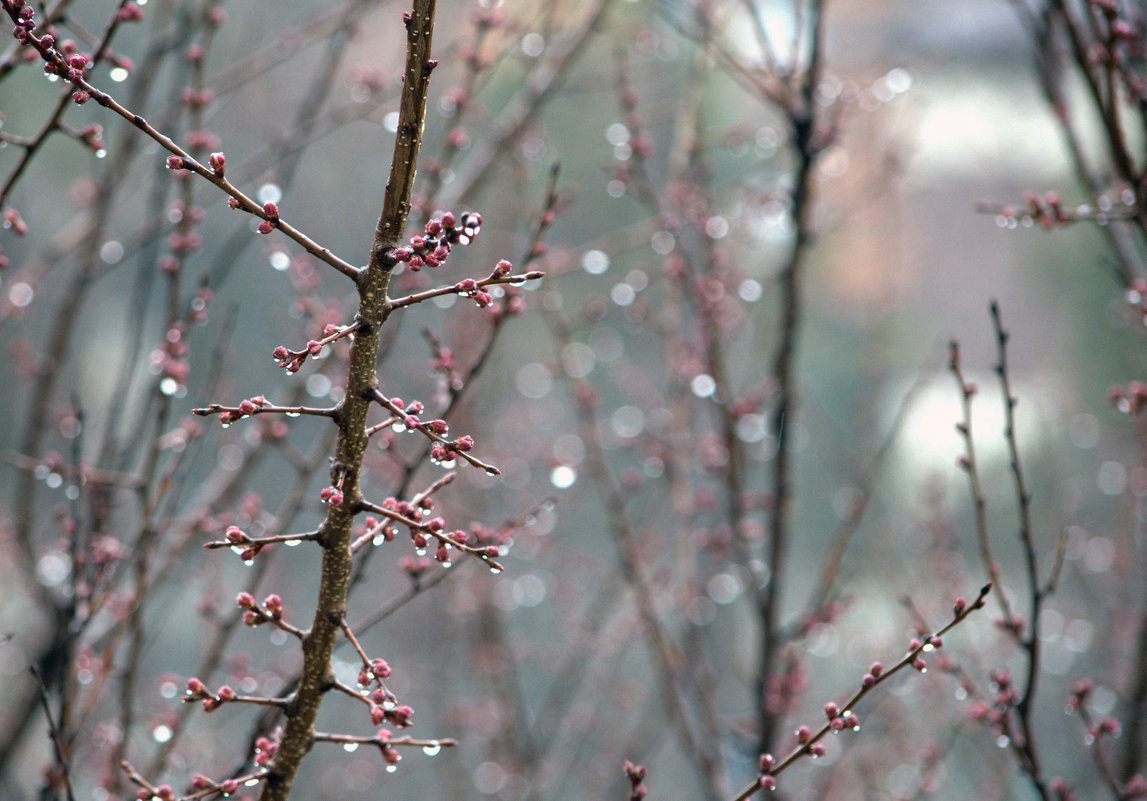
236,592,256,608
262,201,279,218
824,702,839,720
257,220,274,235
264,594,282,616
387,704,413,727
208,152,225,176
760,776,776,791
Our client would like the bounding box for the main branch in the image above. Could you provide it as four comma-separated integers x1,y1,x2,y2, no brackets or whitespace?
257,2,436,799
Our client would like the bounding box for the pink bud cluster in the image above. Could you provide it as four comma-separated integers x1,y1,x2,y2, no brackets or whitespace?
758,753,776,791
223,525,265,561
258,201,279,235
361,515,397,543
236,591,284,626
3,1,102,103
390,211,481,271
969,668,1018,733
1021,190,1066,228
622,760,647,800
271,321,357,373
218,395,269,425
429,434,474,464
1065,678,1091,713
149,323,191,392
190,774,241,797
183,676,236,712
1109,380,1147,415
254,735,279,767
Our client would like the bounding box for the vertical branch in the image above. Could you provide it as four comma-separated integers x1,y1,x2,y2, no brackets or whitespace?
259,3,436,800
990,302,1050,799
949,339,1017,625
756,0,827,758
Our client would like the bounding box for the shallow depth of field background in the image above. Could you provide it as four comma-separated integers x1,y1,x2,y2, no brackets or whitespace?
0,0,1142,800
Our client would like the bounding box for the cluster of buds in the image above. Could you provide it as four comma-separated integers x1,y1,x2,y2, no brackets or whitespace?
371,702,413,729
390,211,482,271
257,201,279,235
907,635,942,672
136,785,175,801
78,123,105,153
824,701,861,733
361,515,397,543
758,753,777,791
969,668,1018,732
379,494,434,520
183,676,236,712
1065,678,1091,714
793,725,826,758
319,476,344,507
272,321,357,374
1084,714,1122,746
454,277,493,309
376,729,401,765
429,434,474,464
115,1,144,22
2,207,26,236
223,524,265,561
254,735,279,767
860,660,883,688
622,760,647,800
1109,380,1147,415
190,775,240,797
149,323,190,393
217,395,269,425
236,591,283,626
3,1,97,104
1021,190,1066,228
357,658,392,688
